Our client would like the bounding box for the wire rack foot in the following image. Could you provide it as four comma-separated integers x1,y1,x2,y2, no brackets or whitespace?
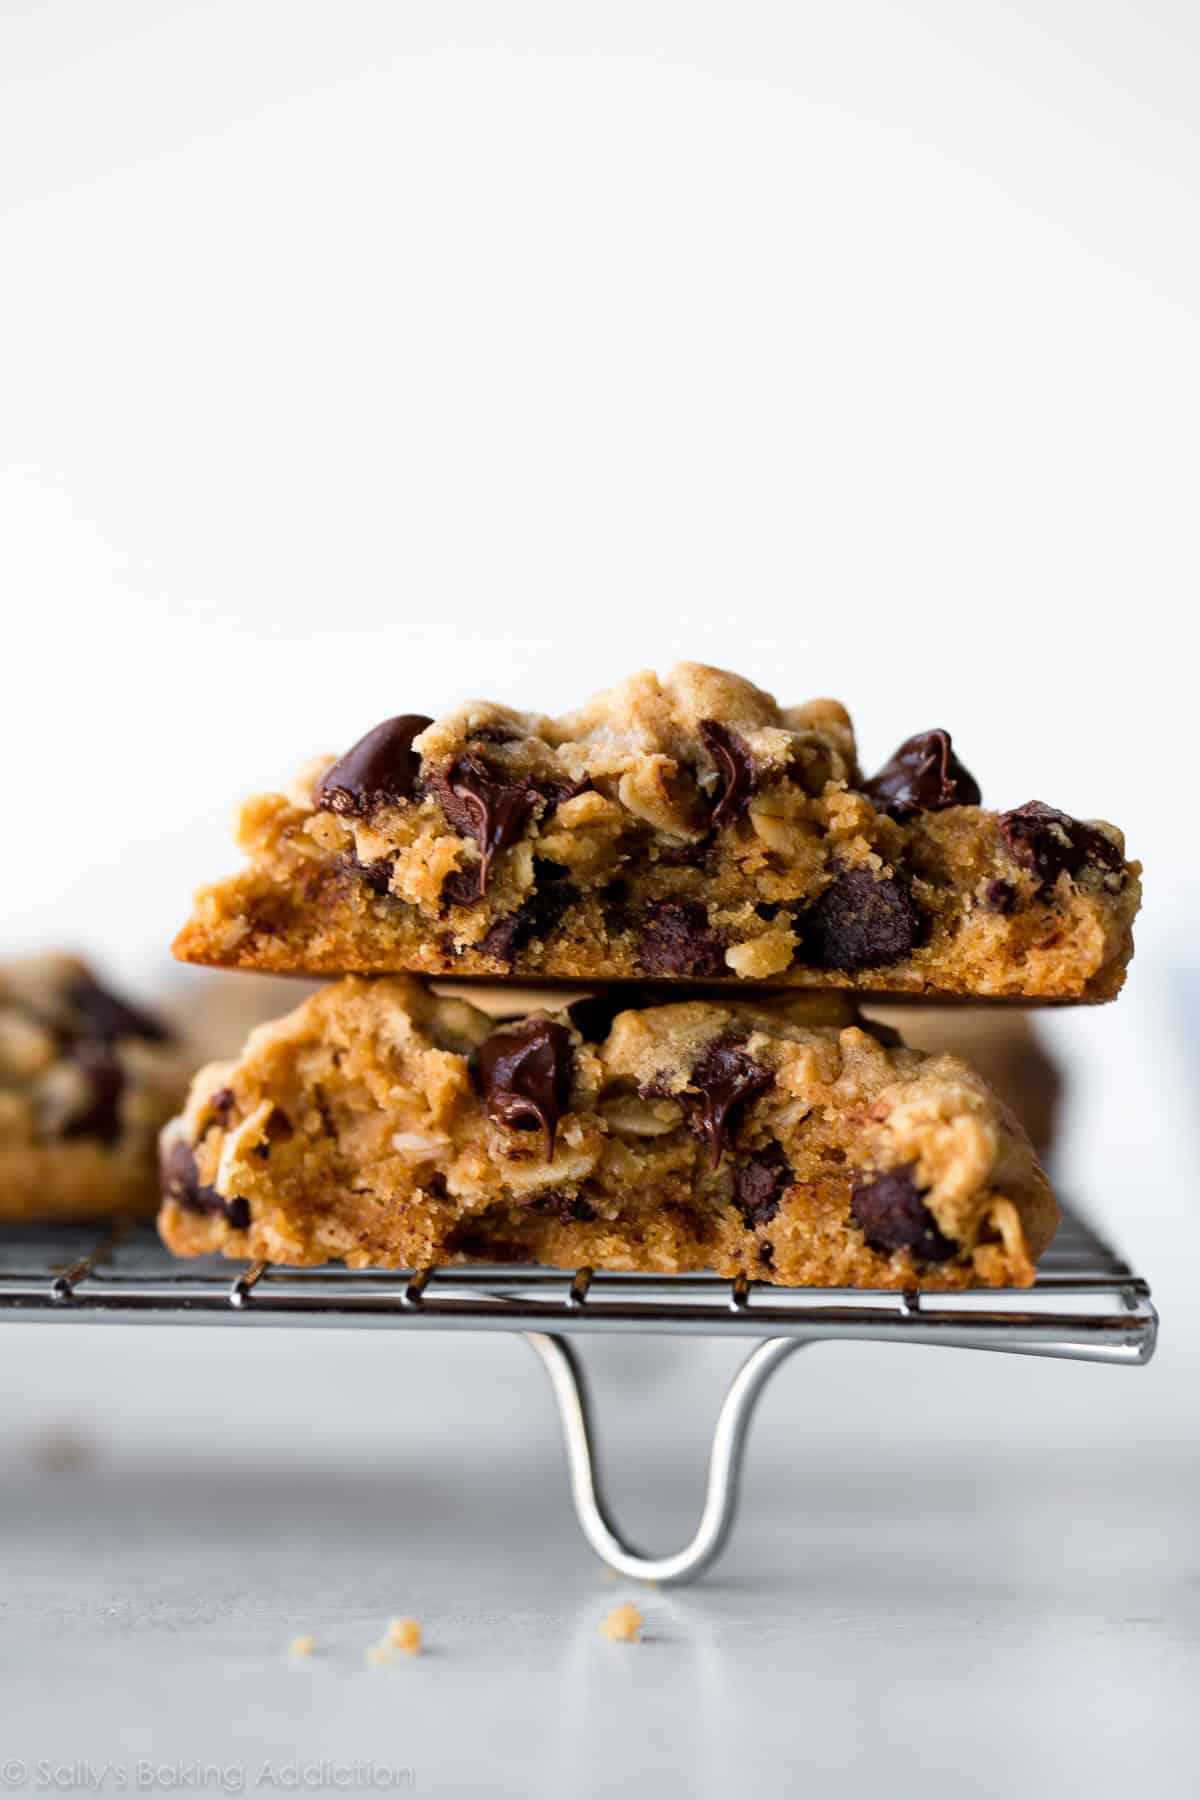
525,1331,804,1584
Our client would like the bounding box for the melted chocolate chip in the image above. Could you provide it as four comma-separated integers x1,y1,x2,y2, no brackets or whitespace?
798,870,923,971
732,1141,791,1228
316,714,433,816
477,863,577,965
862,729,981,820
475,1018,574,1160
851,1165,955,1261
698,720,757,829
646,1034,773,1168
998,801,1124,895
436,755,542,896
58,1046,124,1145
160,1140,250,1229
636,901,727,979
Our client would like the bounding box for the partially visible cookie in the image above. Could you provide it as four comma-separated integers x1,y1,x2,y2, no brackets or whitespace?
0,954,193,1222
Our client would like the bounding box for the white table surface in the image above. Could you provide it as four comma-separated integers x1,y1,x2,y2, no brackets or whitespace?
2,971,1197,1799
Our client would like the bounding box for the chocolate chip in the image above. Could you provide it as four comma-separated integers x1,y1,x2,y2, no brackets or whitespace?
599,879,632,933
862,729,981,820
58,1046,124,1145
998,801,1124,895
851,1164,955,1261
698,720,757,829
316,714,433,816
475,1018,575,1159
160,1140,249,1228
476,860,576,964
798,869,923,971
338,852,396,897
531,1187,598,1223
983,878,1017,914
63,975,169,1045
636,901,726,979
436,755,543,896
211,1087,237,1123
646,1033,773,1168
441,865,487,908
732,1141,791,1228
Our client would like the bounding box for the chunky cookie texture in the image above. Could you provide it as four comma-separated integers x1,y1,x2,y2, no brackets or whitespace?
0,955,192,1222
158,977,1057,1288
172,664,1140,999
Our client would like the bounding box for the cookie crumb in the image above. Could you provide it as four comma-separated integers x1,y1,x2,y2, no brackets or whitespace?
385,1616,422,1654
288,1634,317,1658
365,1645,394,1667
598,1603,643,1643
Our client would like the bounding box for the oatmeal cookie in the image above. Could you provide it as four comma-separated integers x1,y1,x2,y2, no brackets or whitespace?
172,665,1140,1000
158,976,1056,1288
1,955,193,1222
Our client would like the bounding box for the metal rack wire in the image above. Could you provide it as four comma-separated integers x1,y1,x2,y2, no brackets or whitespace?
0,1204,1156,1582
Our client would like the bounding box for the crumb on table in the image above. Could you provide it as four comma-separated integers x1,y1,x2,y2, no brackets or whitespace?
366,1616,423,1664
288,1634,317,1658
599,1603,643,1643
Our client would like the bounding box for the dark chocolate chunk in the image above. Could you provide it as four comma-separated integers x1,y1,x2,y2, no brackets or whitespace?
436,755,542,896
851,1164,955,1261
732,1141,791,1228
475,1018,574,1159
160,1140,249,1228
798,869,923,971
636,900,727,979
210,1086,237,1123
646,1034,773,1168
698,720,757,829
477,863,577,964
316,714,433,816
58,1046,124,1145
998,801,1124,895
63,975,169,1045
862,729,981,820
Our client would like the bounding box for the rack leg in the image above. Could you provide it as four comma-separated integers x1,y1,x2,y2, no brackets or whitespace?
524,1332,805,1585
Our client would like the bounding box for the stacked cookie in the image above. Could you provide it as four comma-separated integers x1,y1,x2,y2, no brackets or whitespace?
161,664,1141,1289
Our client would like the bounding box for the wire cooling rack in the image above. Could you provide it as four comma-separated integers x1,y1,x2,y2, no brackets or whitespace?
0,1204,1157,1583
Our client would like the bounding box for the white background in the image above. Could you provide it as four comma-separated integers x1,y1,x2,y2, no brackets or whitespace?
1,4,1198,1796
